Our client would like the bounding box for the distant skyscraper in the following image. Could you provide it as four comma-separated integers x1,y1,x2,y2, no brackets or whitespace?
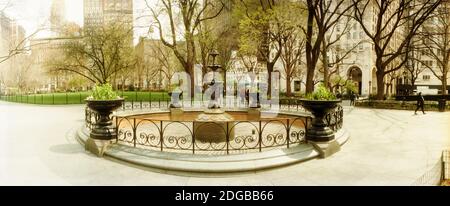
83,0,133,33
50,0,66,34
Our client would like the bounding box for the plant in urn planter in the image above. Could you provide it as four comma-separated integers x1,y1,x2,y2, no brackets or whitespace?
300,84,342,158
85,83,124,156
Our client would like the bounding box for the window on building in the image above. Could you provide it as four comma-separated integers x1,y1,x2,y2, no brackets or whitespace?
423,75,430,81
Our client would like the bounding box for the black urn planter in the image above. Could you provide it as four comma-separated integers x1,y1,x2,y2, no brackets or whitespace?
86,98,124,140
300,99,342,142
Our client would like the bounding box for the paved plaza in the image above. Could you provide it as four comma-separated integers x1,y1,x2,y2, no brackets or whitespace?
0,101,449,185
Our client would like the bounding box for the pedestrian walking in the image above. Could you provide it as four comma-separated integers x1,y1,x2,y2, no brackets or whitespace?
414,92,426,115
350,92,356,106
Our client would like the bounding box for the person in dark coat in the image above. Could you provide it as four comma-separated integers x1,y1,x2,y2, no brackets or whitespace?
350,92,356,106
415,92,426,115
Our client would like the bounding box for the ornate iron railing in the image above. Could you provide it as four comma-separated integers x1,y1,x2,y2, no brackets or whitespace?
114,116,309,154
85,103,344,155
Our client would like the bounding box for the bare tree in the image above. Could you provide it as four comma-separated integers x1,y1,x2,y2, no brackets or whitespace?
47,22,136,84
318,13,367,89
352,0,442,99
12,56,33,92
405,38,426,90
0,29,43,65
416,3,449,95
280,32,305,97
149,40,179,89
303,0,360,94
385,70,399,95
147,0,225,97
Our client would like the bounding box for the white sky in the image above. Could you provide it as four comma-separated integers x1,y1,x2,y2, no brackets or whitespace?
0,0,154,42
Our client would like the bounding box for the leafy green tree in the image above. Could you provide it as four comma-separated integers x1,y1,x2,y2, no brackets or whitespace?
236,0,283,97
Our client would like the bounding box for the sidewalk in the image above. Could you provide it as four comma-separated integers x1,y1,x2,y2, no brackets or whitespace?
0,101,448,185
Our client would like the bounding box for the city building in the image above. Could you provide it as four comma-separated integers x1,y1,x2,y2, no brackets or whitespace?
0,12,13,61
269,1,405,97
0,12,27,94
399,1,450,95
83,0,133,38
50,0,66,35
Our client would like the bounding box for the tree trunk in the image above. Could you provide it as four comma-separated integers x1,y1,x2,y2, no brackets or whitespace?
267,62,275,98
322,40,329,88
385,83,389,96
442,75,448,95
223,71,227,97
443,62,448,95
305,2,315,94
376,71,385,100
186,62,195,98
305,66,315,93
286,75,291,97
186,32,196,98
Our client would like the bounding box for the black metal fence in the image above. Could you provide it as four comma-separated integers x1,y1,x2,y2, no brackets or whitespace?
85,103,344,155
0,93,90,105
119,98,309,113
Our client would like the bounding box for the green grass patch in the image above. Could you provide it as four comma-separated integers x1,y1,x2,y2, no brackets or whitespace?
0,91,170,105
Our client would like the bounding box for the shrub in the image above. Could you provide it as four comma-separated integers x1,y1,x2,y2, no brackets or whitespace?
90,83,119,100
306,84,337,100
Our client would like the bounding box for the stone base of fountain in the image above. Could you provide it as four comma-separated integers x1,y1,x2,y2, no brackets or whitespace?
170,108,184,116
194,110,235,143
248,108,261,119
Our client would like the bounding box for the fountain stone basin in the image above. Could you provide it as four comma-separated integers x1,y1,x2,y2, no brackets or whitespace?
194,109,236,143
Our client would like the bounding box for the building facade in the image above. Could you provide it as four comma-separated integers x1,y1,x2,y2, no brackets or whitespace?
83,0,133,35
403,1,450,95
0,12,27,94
50,0,66,35
270,1,407,97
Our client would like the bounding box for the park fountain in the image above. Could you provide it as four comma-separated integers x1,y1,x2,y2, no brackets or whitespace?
80,51,346,171
194,50,235,142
